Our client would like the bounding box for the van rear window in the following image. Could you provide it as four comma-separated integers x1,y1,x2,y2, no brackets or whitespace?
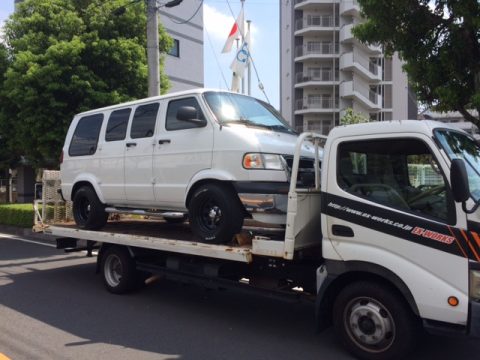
69,114,104,157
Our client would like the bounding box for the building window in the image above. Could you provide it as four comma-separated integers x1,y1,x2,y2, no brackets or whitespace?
169,39,180,57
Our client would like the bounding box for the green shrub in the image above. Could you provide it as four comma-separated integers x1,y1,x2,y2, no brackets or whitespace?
0,204,34,228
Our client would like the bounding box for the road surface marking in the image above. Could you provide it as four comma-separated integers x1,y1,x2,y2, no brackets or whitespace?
0,233,56,248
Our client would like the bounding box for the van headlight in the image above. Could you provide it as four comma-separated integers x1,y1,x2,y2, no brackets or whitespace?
243,153,284,170
470,270,480,301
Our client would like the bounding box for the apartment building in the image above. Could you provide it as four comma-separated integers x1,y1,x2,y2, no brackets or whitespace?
15,0,204,93
280,0,416,134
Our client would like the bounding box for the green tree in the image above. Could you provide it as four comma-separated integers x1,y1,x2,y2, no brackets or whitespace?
353,0,480,125
340,108,369,125
0,0,172,168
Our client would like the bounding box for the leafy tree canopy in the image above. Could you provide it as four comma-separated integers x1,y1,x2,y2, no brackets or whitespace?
340,108,370,125
0,0,172,168
353,0,480,125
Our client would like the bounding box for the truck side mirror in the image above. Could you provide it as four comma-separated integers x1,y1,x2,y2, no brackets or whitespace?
451,158,470,202
177,106,207,127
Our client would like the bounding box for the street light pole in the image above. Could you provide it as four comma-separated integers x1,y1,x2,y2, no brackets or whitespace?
147,0,160,97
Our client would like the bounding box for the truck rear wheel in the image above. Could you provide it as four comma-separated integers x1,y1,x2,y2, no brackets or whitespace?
73,186,108,230
188,183,244,244
101,246,138,294
332,281,419,360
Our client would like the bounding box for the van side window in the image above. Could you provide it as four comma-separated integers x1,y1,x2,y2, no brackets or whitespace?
337,138,453,222
106,108,131,142
69,114,103,156
166,97,205,131
131,103,159,139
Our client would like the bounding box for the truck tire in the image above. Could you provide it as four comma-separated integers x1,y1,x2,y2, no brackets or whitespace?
101,246,138,294
332,281,419,360
73,186,108,230
188,183,244,244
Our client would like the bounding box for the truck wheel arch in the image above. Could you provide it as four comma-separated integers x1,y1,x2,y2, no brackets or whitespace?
315,260,420,331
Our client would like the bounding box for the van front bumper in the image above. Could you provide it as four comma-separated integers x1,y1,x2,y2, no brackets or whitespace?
233,181,289,216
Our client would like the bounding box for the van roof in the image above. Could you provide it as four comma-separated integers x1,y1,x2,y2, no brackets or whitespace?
74,88,236,117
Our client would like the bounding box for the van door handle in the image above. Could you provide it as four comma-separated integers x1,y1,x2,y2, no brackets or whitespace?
126,142,137,148
332,225,354,237
158,139,171,144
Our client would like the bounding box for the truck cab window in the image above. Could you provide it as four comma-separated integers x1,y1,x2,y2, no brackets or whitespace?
337,138,452,222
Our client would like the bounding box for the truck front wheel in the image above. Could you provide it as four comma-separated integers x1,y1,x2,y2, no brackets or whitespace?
332,281,419,360
188,183,244,244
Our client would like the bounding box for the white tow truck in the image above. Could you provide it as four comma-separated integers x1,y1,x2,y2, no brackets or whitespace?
35,120,480,360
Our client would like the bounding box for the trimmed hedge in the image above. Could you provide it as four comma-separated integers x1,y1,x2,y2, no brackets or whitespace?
0,204,34,228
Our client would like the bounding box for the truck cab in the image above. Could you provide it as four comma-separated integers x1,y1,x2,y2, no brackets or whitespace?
310,120,480,359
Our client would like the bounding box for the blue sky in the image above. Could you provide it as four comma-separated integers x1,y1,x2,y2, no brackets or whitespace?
0,0,280,108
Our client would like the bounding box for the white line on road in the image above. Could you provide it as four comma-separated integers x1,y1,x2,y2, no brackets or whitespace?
0,233,56,248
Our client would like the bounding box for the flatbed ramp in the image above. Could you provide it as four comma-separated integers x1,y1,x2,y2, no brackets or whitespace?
44,222,254,262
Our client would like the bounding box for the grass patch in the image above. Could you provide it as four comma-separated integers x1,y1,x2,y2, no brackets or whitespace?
0,204,34,228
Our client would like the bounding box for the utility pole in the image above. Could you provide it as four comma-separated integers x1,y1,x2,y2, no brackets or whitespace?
146,0,183,97
146,0,160,97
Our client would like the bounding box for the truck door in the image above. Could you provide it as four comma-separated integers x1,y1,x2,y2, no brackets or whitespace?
152,96,213,209
323,135,470,325
124,102,159,204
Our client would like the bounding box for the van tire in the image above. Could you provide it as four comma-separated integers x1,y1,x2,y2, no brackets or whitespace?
73,186,108,230
332,281,419,360
188,183,244,244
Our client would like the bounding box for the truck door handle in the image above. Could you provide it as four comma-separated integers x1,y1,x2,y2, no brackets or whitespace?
332,225,354,237
158,139,171,144
126,142,137,148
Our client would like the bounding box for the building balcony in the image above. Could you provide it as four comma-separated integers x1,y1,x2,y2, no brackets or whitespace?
295,71,339,88
294,15,339,36
340,0,360,17
295,97,339,115
340,80,381,110
294,0,339,11
340,51,381,82
295,43,339,61
340,24,382,54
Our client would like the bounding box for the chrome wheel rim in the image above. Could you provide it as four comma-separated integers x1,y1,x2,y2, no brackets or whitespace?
104,254,123,288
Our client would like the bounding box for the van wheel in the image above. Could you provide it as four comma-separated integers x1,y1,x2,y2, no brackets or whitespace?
101,246,138,294
333,281,419,360
73,186,108,230
188,183,244,244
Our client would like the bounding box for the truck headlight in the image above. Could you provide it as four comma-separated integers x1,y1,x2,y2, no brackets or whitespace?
243,153,284,170
470,270,480,301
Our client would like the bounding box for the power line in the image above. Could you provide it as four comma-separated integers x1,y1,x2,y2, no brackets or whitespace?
161,0,203,24
205,27,230,89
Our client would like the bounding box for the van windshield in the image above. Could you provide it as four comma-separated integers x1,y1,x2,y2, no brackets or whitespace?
204,92,296,134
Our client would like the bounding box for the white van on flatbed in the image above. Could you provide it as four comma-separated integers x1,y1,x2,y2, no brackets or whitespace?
39,121,480,360
60,89,317,244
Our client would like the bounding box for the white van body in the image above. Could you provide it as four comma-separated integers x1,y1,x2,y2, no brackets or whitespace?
61,89,317,242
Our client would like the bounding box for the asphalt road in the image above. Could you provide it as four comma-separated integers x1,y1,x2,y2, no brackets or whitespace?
0,231,479,360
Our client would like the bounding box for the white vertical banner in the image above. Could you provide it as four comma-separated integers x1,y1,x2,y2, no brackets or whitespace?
230,30,250,79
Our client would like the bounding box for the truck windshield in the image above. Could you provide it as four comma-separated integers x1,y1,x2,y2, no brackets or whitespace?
203,92,296,134
435,129,480,202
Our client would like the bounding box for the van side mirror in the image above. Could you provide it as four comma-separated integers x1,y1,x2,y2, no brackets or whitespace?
451,158,470,202
177,106,207,127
